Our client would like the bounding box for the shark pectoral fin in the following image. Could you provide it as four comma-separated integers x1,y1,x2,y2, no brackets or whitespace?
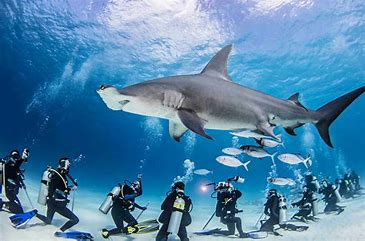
200,44,233,81
288,93,308,111
169,121,188,142
284,123,304,136
177,109,213,140
284,127,296,136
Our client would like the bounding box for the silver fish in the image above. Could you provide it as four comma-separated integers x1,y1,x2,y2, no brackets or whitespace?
230,130,282,141
256,138,284,148
222,147,243,156
194,169,213,176
278,153,312,168
240,145,277,165
216,156,251,171
269,177,296,186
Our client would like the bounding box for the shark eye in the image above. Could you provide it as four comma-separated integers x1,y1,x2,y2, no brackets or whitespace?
100,85,106,90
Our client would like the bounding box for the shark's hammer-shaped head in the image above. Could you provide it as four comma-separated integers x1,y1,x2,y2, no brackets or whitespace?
97,85,132,111
97,82,171,117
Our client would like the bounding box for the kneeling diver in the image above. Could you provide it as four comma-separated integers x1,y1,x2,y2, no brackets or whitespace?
319,180,344,214
260,189,308,234
100,175,146,238
212,179,247,238
36,158,79,233
156,181,192,241
291,186,318,222
0,148,30,214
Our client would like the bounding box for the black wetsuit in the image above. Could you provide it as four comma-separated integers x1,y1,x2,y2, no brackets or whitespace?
319,184,343,213
214,190,245,237
305,175,319,193
107,184,143,235
260,194,280,232
2,156,27,214
156,191,192,241
292,191,313,221
37,168,79,231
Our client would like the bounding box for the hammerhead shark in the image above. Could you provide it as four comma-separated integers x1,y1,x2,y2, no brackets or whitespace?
97,45,364,147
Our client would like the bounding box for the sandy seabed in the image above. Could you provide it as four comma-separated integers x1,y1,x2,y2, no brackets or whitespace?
1,183,365,241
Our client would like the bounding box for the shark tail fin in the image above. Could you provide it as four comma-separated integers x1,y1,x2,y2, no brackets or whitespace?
242,161,251,171
315,86,365,148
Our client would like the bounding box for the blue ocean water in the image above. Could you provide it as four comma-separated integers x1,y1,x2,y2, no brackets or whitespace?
1,0,365,206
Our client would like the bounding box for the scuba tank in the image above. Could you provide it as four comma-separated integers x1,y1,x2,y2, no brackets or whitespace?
333,185,342,203
99,185,121,214
311,193,319,216
0,161,4,194
38,167,52,205
167,192,185,234
278,195,287,224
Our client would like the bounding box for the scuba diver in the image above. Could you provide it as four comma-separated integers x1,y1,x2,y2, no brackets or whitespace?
156,181,192,241
213,180,247,238
101,175,146,238
260,189,280,233
291,186,318,222
343,173,356,197
304,174,320,193
36,157,79,232
0,148,30,214
349,170,361,191
319,180,344,214
260,189,308,234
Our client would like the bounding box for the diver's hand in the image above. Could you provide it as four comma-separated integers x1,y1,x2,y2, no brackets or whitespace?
71,186,78,191
22,148,29,159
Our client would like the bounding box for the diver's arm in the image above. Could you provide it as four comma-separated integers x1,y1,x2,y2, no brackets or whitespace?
271,198,279,218
66,173,78,186
133,202,147,210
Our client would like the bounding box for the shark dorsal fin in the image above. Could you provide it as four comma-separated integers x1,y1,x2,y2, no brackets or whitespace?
288,93,308,111
201,44,233,81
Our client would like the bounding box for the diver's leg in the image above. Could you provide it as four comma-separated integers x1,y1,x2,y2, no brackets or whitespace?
155,223,168,241
36,201,56,224
5,184,23,213
177,226,189,241
234,217,246,237
121,209,138,234
56,202,79,231
107,206,125,235
260,217,274,232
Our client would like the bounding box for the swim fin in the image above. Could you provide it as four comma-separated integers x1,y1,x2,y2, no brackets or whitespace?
54,231,94,240
246,231,269,239
9,209,38,228
194,227,222,235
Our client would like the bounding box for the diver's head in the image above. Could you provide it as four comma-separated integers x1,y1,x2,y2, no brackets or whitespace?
322,180,328,187
58,157,71,173
173,181,185,193
10,150,20,161
303,185,308,192
131,179,142,194
267,188,277,198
